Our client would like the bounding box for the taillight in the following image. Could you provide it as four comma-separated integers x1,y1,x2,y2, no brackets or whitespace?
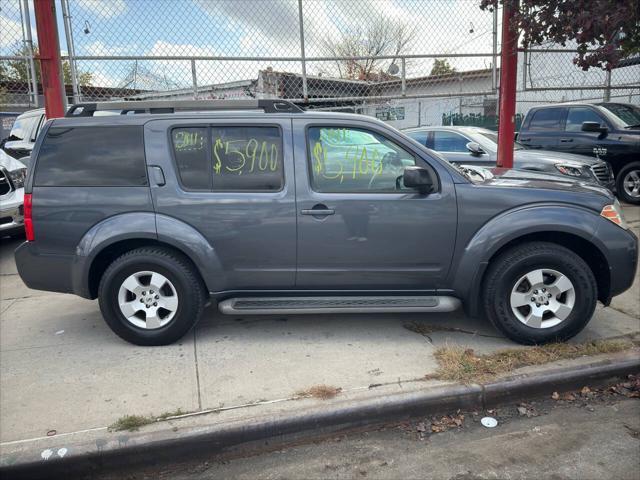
24,193,34,241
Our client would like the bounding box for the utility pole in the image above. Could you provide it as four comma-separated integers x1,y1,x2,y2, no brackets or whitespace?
496,0,518,168
33,0,65,118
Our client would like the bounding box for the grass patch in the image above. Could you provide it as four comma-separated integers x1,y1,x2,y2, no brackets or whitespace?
109,414,154,432
157,408,186,420
296,385,342,400
429,338,634,384
110,408,190,431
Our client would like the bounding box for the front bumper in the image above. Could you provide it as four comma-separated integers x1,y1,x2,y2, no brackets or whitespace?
595,218,639,300
598,178,616,192
0,188,24,235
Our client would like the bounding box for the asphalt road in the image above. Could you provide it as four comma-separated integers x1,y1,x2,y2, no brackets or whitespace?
93,387,640,480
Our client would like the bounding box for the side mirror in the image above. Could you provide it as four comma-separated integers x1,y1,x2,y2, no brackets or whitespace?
403,166,434,193
581,121,607,134
466,141,484,156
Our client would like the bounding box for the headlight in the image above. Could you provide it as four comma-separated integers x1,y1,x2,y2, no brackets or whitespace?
8,167,27,189
601,199,628,229
554,164,584,177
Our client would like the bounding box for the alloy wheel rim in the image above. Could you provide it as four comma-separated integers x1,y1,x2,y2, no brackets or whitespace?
622,170,640,199
117,271,178,329
509,268,575,329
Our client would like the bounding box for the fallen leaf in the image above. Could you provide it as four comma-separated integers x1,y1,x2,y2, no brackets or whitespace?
581,386,591,395
552,392,560,400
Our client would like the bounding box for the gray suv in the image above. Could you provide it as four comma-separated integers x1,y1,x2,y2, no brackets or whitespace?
15,100,638,346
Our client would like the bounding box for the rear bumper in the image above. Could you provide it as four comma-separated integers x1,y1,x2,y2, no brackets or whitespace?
14,242,77,295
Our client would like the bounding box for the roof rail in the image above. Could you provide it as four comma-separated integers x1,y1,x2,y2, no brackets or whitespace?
65,99,304,117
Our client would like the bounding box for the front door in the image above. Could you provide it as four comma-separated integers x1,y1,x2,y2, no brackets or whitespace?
293,119,458,290
558,106,618,160
429,130,492,167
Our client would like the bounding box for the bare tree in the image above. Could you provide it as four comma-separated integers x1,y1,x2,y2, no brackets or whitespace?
321,19,416,81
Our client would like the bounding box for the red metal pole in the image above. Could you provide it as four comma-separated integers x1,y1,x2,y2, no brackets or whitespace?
33,0,65,118
496,0,518,168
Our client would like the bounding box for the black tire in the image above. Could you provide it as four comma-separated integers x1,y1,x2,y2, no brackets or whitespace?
616,162,640,205
98,247,206,346
482,242,597,345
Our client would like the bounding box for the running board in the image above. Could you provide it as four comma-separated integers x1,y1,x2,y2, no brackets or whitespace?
218,296,461,315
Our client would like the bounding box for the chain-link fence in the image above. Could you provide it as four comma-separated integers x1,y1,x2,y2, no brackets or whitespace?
1,0,639,130
0,0,38,109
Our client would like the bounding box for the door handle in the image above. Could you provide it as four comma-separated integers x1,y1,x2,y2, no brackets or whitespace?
301,204,335,216
560,138,573,143
519,137,531,142
148,165,166,186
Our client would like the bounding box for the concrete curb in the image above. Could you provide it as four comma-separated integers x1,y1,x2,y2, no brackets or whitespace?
2,351,639,479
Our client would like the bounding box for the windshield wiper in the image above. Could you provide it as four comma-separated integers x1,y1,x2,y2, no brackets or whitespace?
624,124,640,128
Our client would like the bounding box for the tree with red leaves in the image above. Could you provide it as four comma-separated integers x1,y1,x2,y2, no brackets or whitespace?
480,0,640,70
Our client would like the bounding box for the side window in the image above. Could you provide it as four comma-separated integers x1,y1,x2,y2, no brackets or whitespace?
406,131,428,147
307,126,416,193
565,107,606,132
528,108,564,131
432,131,469,152
35,126,148,186
171,126,284,192
8,115,37,141
172,128,211,190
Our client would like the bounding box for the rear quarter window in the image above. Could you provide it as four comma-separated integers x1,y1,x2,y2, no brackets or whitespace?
34,126,148,186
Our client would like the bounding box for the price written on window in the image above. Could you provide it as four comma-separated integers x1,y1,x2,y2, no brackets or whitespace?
213,138,280,175
312,141,385,184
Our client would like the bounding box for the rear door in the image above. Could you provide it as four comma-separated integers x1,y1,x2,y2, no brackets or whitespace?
293,118,458,290
148,117,297,291
518,107,567,150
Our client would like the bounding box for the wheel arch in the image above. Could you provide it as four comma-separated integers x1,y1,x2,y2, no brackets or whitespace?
74,212,223,299
483,231,609,302
86,238,209,300
452,205,612,317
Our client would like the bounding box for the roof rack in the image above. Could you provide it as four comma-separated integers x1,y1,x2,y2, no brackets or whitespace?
65,99,304,117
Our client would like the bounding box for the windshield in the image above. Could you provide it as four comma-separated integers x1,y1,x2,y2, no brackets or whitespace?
601,104,640,127
7,115,38,141
477,131,526,150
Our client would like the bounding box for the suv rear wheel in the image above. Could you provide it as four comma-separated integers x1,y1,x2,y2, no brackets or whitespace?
616,162,640,205
482,242,597,345
98,247,206,346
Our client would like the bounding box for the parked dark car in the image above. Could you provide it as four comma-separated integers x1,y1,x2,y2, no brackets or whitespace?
2,108,46,160
517,102,640,204
14,100,638,347
403,126,614,190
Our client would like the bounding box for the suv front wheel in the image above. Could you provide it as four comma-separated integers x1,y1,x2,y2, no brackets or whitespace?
98,247,206,345
483,242,597,345
616,162,640,205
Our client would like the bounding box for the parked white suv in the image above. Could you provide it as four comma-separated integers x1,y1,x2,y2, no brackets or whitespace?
0,149,27,237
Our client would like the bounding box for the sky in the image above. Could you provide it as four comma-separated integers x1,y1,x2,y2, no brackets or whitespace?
1,0,501,89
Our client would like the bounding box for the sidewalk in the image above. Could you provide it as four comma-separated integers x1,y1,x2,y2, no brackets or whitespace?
1,206,638,470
